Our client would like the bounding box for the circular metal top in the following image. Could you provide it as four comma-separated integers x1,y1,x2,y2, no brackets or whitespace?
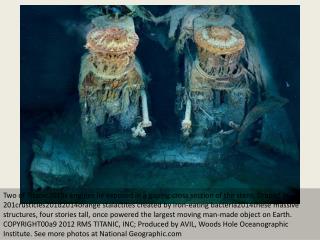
195,26,245,55
86,27,139,54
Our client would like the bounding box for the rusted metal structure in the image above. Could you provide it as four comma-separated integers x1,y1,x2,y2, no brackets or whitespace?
78,16,151,143
177,19,253,149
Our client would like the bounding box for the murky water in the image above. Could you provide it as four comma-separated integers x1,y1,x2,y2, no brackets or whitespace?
21,6,300,203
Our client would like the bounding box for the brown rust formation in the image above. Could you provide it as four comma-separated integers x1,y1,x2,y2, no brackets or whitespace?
79,25,145,142
79,67,142,105
194,26,245,79
189,58,246,93
86,27,139,77
187,26,246,95
179,24,249,139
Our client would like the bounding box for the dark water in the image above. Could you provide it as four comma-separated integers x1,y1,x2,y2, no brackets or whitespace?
20,6,300,202
251,6,300,144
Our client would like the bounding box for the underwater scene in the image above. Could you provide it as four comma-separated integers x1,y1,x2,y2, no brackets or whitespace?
21,5,300,203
